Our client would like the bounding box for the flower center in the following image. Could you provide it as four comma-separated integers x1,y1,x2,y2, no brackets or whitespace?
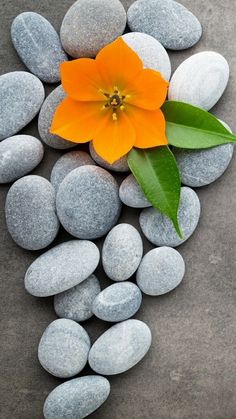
109,94,122,109
101,87,126,121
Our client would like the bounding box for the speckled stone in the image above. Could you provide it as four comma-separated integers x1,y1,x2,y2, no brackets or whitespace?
119,174,151,208
54,275,101,322
92,282,142,322
136,247,185,296
89,319,152,375
89,142,129,173
168,52,229,110
0,71,44,141
38,319,90,378
24,240,100,297
11,12,68,83
0,135,44,183
56,166,121,239
51,151,95,192
140,187,201,247
38,85,76,149
127,0,202,50
122,32,171,80
5,175,59,250
102,223,143,281
60,0,127,58
43,376,110,419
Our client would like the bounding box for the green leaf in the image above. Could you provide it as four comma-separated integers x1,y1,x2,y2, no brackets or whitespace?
128,146,182,238
162,101,236,149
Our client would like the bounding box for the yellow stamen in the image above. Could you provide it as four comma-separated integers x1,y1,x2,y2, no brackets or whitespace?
112,112,117,121
120,105,125,111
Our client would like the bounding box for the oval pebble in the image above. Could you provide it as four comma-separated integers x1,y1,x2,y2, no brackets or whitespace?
136,247,185,296
43,376,110,419
5,175,59,250
92,282,142,322
89,319,151,375
119,174,151,208
0,135,44,183
60,0,127,58
140,187,201,247
122,32,171,80
54,275,101,322
0,71,44,141
24,240,100,297
56,166,121,240
38,319,90,378
11,12,68,83
127,0,202,50
168,51,229,110
89,142,129,173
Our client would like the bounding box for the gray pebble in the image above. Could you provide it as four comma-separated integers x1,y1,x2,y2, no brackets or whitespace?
38,319,90,378
136,247,185,296
140,187,201,247
24,240,100,297
92,282,142,322
0,135,44,183
119,174,151,208
0,71,44,141
43,375,110,419
5,175,59,250
60,0,127,58
11,12,68,83
54,275,101,322
89,142,129,173
127,0,202,50
89,319,152,375
56,166,121,240
102,223,143,281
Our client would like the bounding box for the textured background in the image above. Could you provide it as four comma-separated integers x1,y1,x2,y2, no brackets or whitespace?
0,1,235,418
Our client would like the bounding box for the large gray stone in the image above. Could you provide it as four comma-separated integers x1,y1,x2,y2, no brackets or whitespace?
5,175,59,250
11,12,68,83
56,166,121,239
24,240,100,297
43,376,110,419
89,142,129,173
119,174,151,208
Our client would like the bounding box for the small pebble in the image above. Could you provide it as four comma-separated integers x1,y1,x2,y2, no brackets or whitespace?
89,142,129,173
119,174,151,208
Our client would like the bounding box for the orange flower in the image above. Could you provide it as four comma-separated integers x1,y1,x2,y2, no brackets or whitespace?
51,38,169,164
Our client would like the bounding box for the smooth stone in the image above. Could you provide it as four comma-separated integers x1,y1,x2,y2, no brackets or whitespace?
140,187,201,247
0,71,44,141
38,85,76,149
38,319,90,378
119,174,151,208
43,376,110,419
89,142,129,173
127,0,202,50
24,240,100,297
54,274,101,322
89,319,152,375
0,135,44,183
5,175,59,250
168,51,229,110
102,223,143,281
136,247,185,296
60,0,127,58
92,282,142,322
56,166,121,239
11,12,68,83
122,32,171,80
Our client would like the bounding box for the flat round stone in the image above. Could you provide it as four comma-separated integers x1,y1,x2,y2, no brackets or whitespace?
38,319,90,378
11,12,68,83
0,135,44,183
56,166,121,239
24,240,100,297
140,187,201,247
89,142,129,172
92,282,142,322
43,376,110,419
60,0,127,58
136,247,185,295
0,71,44,141
54,274,101,322
119,174,151,208
127,0,202,50
5,175,59,250
89,319,152,375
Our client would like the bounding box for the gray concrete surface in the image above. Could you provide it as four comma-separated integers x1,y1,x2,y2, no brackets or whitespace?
0,1,235,418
